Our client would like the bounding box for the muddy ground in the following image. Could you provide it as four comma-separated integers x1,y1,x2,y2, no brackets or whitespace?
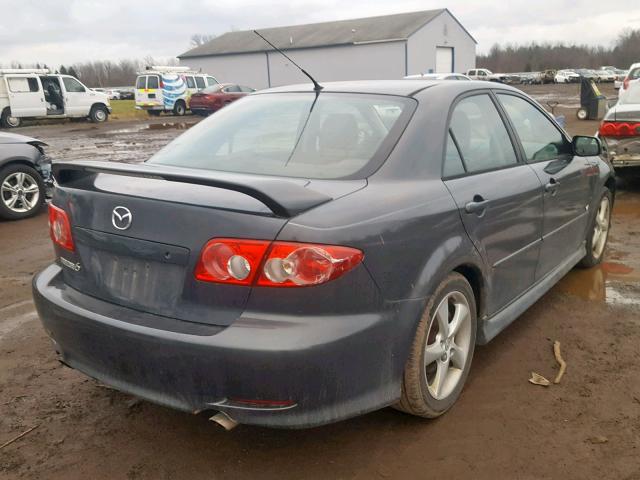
1,83,640,480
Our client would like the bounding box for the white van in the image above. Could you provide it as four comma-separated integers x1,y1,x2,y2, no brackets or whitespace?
135,66,218,116
0,69,111,128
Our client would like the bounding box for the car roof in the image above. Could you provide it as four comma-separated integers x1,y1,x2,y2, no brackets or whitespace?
260,79,516,97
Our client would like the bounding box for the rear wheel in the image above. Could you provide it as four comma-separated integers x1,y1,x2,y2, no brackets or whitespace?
0,164,45,220
1,108,21,128
576,108,588,120
89,105,108,123
579,189,612,268
173,101,186,116
395,273,477,418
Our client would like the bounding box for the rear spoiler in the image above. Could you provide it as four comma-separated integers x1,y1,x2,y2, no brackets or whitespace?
52,161,331,218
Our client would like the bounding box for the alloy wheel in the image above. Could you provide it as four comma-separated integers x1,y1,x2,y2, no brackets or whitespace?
592,196,610,260
1,172,40,213
424,291,473,400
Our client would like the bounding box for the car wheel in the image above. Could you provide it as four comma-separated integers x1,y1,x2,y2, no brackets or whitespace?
173,101,186,116
576,108,588,120
0,164,45,220
89,105,108,123
1,108,21,128
579,189,612,268
395,272,477,418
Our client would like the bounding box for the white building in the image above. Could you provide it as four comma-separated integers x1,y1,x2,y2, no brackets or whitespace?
178,9,476,89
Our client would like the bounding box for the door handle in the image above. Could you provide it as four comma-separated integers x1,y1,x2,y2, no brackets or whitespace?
465,195,489,215
545,178,559,194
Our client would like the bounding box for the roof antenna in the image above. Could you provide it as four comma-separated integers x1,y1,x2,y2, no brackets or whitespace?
253,30,323,92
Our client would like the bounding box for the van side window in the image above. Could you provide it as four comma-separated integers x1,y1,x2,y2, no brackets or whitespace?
195,77,205,89
136,76,146,89
186,76,196,88
449,94,518,174
147,76,159,89
206,77,217,86
7,77,39,93
62,77,85,93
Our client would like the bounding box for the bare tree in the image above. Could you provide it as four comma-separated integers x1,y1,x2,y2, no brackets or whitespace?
190,34,216,47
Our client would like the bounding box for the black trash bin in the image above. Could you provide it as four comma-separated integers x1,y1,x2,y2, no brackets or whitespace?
577,77,607,120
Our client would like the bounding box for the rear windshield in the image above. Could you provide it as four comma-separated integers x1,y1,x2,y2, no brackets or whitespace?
148,92,415,179
136,76,146,89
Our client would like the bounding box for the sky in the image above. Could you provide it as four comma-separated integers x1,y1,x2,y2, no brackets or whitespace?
1,0,639,67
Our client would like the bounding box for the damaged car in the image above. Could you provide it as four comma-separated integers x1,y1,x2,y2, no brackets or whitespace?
0,132,52,219
33,80,614,429
599,81,640,171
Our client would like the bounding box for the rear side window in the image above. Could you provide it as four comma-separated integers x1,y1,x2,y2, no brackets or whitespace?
62,77,86,93
497,94,570,162
206,76,217,86
147,76,159,89
7,77,39,92
136,76,146,89
443,131,466,177
195,77,205,89
224,85,241,93
449,94,518,173
186,76,196,88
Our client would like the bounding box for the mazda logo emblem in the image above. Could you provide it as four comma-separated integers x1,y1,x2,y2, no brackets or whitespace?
112,206,132,230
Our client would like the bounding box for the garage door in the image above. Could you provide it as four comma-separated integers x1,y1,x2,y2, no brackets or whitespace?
435,47,454,73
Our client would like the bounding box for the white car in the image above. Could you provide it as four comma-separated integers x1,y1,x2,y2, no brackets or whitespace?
554,70,580,83
0,68,111,128
619,63,640,95
465,68,506,82
594,70,616,83
93,88,120,100
598,81,640,169
403,73,470,81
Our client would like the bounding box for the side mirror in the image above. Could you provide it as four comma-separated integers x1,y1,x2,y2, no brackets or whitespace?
572,136,601,157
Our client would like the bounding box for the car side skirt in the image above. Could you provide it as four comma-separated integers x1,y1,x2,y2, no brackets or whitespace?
477,243,586,344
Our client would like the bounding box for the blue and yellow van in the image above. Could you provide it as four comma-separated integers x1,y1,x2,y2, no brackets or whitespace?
134,66,218,116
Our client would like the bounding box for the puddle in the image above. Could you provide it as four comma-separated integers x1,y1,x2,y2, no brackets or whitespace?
554,261,639,306
145,122,191,131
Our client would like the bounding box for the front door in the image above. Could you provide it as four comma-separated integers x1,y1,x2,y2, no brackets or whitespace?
443,93,543,314
495,92,594,279
61,76,92,116
3,75,46,117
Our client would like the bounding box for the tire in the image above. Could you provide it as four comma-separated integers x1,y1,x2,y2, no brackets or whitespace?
89,105,108,123
579,189,612,268
173,101,186,116
1,108,21,128
395,272,477,418
0,163,45,220
147,110,161,117
576,108,588,120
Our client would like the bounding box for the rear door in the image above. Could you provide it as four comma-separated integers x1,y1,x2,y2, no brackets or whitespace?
3,75,46,117
495,92,594,279
443,92,544,314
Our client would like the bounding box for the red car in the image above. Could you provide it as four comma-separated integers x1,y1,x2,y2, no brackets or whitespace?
189,83,255,116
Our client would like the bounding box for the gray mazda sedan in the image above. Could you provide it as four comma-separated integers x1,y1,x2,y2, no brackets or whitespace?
33,80,614,428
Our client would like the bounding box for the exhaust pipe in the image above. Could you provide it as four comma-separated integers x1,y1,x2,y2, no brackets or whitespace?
209,411,239,431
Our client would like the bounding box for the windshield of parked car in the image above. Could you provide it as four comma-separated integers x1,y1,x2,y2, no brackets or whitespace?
148,92,415,179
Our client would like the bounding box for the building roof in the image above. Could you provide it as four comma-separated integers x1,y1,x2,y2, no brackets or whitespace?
179,9,476,58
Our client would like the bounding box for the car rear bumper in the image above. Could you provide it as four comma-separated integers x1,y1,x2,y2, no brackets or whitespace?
602,137,640,168
33,264,423,428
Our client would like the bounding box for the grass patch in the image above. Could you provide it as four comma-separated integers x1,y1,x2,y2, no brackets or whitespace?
109,100,148,121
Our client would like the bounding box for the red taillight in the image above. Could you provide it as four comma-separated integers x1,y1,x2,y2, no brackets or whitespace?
258,242,363,287
599,121,640,138
194,239,363,287
195,239,270,285
159,78,164,88
48,204,74,252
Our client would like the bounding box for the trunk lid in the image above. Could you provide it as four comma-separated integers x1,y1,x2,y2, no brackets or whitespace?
52,161,364,326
